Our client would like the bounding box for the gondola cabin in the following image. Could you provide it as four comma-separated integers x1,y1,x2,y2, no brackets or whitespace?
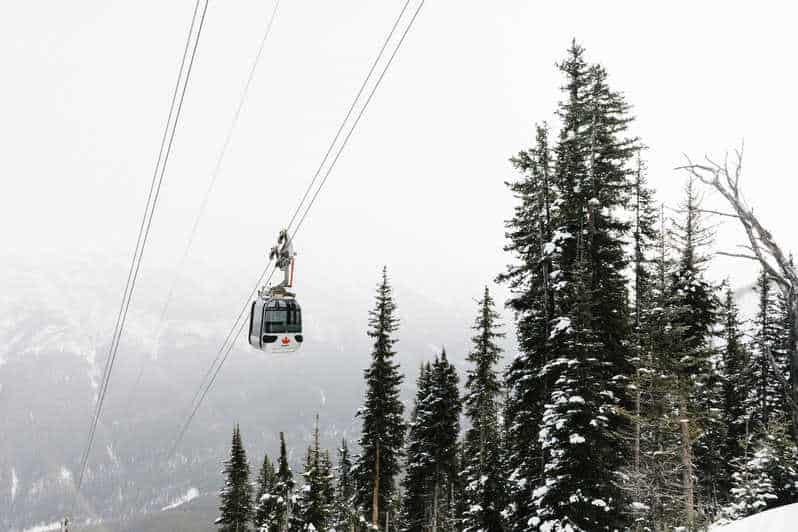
248,296,302,354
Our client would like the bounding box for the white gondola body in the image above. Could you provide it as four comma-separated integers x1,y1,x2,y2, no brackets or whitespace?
248,295,303,354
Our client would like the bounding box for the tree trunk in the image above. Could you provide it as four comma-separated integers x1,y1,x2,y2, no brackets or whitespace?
432,477,439,532
372,444,381,529
679,395,695,529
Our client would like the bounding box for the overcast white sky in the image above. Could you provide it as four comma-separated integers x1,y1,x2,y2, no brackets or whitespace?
2,0,797,313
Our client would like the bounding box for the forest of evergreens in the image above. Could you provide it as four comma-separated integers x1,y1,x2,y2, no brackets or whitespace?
214,42,798,532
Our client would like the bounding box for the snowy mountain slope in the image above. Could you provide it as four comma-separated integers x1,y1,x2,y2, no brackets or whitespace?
712,503,798,531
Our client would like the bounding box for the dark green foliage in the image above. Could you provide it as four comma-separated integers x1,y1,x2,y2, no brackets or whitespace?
399,352,461,532
216,425,253,532
531,41,636,532
294,417,335,531
332,440,357,532
265,432,295,531
254,452,277,529
461,287,506,532
353,267,406,527
719,287,751,470
747,270,790,429
668,179,723,519
498,120,556,531
721,421,798,521
399,363,434,532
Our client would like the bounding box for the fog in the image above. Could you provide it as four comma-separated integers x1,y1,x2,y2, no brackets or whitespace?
2,0,797,318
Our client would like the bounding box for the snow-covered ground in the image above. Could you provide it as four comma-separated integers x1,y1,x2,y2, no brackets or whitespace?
161,487,199,511
712,503,798,531
21,521,62,532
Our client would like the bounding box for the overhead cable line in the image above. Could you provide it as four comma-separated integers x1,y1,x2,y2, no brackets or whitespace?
169,0,426,456
74,0,209,498
127,0,282,408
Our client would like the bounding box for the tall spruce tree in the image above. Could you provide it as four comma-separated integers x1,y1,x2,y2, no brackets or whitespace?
268,432,295,531
216,425,253,531
399,352,461,532
429,350,462,532
748,270,789,428
626,151,659,525
353,267,406,528
461,287,506,532
668,178,719,525
333,440,357,532
294,417,334,531
532,43,636,532
399,363,434,532
719,287,752,473
775,269,797,436
255,452,277,530
498,120,557,531
630,207,686,530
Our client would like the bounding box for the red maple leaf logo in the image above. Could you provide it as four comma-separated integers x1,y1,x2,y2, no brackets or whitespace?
281,336,290,345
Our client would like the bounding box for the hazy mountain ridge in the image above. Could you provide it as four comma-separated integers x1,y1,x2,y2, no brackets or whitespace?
1,257,488,530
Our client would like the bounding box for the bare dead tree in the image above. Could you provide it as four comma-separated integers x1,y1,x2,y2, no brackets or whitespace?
678,146,798,441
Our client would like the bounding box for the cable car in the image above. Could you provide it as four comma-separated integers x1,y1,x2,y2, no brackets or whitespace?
249,230,303,354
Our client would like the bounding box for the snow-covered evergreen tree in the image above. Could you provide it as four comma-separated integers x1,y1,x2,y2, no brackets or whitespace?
255,452,277,530
625,152,660,528
353,267,406,528
531,43,637,532
629,208,687,530
267,432,295,531
294,417,334,531
216,424,253,531
399,363,434,532
668,178,720,523
333,440,357,532
429,350,462,532
399,352,461,532
747,270,790,429
719,287,751,474
498,119,558,531
720,421,798,522
461,287,506,532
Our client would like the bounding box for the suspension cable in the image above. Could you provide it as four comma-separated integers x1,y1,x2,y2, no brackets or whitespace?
169,0,425,456
126,0,282,410
73,0,209,501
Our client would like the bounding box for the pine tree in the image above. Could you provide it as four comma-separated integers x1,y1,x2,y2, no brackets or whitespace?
625,152,659,527
255,452,277,530
719,287,751,471
294,416,334,531
721,442,779,522
668,178,719,524
216,424,253,532
498,120,557,531
531,43,636,532
353,267,406,528
399,352,461,532
747,270,790,429
268,432,295,532
399,363,434,532
775,273,797,436
333,440,357,532
461,287,506,532
429,350,462,532
719,419,798,522
631,207,686,530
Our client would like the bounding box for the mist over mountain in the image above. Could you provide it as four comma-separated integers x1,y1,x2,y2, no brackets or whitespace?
0,255,500,531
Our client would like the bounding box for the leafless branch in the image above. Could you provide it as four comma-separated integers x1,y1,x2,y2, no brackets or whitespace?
716,251,759,262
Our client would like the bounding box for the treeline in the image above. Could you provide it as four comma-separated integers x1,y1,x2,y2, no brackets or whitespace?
216,42,798,532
